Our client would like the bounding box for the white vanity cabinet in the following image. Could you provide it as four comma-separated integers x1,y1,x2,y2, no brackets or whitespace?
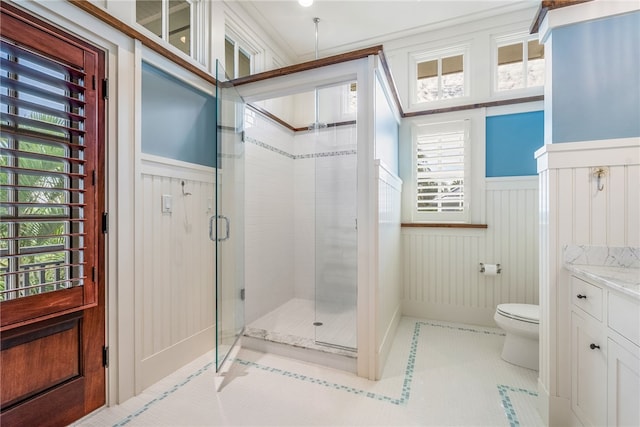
570,275,640,427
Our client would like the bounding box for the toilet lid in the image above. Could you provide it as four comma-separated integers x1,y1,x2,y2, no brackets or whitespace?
497,303,539,324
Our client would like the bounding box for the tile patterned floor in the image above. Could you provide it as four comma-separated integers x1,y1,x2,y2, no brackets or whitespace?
76,317,544,427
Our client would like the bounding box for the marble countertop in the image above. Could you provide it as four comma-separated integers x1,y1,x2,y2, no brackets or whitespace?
565,264,640,300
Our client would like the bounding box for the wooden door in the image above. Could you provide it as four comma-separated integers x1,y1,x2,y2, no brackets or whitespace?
0,3,106,426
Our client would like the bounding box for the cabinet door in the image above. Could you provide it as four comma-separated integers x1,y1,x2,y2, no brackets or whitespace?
572,312,607,427
607,339,640,427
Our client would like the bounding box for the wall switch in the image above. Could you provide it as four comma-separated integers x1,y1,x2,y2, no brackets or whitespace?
162,194,172,213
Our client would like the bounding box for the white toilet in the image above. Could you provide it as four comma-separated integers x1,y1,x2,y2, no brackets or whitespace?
494,303,539,370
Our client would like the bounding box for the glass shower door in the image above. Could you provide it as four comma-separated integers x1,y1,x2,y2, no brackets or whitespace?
314,122,358,350
214,60,245,372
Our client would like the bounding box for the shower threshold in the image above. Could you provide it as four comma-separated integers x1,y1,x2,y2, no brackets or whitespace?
244,326,356,357
243,327,357,373
242,298,357,373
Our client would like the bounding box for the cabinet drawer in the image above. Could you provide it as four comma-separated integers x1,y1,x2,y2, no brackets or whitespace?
572,276,603,321
608,292,640,346
572,312,607,427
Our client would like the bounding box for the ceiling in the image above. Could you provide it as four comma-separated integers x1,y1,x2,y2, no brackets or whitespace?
236,0,540,62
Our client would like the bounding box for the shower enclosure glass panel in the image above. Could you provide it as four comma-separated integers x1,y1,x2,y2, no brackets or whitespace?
314,90,357,350
215,60,245,372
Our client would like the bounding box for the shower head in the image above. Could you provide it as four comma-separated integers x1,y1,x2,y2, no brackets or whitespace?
308,121,328,131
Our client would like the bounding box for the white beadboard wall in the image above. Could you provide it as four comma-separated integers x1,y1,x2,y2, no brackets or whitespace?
136,155,216,392
402,177,539,326
375,161,403,379
535,138,640,425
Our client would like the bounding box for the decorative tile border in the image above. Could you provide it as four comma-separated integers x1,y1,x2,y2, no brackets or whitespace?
110,320,536,426
234,358,403,404
246,136,294,159
295,149,357,159
245,136,356,160
112,362,214,426
497,384,539,427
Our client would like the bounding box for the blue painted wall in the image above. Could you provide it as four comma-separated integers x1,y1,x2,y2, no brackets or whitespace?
552,11,640,143
141,63,216,167
486,111,544,177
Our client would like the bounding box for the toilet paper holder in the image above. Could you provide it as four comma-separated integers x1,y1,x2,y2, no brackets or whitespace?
479,263,501,274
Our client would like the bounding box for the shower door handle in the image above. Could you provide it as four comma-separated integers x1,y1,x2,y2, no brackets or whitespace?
209,215,230,242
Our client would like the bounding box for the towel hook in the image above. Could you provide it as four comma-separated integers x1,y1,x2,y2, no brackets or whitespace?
181,181,192,196
592,167,607,191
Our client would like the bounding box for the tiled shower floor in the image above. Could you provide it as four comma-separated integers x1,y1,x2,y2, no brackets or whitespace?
245,298,357,352
76,317,544,426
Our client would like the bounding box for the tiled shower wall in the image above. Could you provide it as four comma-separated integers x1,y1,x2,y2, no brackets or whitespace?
245,112,358,324
293,128,358,302
244,114,295,324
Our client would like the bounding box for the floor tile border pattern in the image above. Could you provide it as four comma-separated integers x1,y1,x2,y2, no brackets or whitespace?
246,136,356,160
112,362,214,427
497,384,539,427
111,321,536,427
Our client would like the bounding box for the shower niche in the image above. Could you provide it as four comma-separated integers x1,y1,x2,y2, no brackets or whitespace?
235,49,402,380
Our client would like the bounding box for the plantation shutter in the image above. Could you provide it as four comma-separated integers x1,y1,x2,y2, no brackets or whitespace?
1,33,98,324
415,121,467,215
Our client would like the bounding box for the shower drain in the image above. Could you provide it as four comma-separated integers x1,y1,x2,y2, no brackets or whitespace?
313,322,323,326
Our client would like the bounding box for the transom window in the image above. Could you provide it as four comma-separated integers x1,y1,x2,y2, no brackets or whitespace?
413,120,470,222
225,36,252,79
413,46,468,104
495,34,545,91
136,0,197,57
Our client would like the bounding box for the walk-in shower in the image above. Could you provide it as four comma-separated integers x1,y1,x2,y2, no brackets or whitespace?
242,82,358,367
234,42,402,379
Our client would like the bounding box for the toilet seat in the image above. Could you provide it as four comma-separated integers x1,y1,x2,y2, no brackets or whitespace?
496,303,539,324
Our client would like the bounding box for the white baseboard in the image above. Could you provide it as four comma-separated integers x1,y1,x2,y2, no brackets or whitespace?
138,326,215,393
402,301,497,327
376,304,402,380
537,379,576,427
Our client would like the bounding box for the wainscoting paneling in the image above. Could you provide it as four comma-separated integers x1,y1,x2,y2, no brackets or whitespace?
137,156,215,391
376,161,402,378
536,138,640,425
402,177,539,326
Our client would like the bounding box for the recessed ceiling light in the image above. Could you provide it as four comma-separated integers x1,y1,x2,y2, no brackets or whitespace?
299,0,313,7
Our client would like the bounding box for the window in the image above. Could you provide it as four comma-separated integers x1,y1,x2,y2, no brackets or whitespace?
413,46,468,104
1,41,89,303
495,34,544,91
225,36,251,79
343,82,357,115
136,0,196,57
413,120,470,222
0,13,104,322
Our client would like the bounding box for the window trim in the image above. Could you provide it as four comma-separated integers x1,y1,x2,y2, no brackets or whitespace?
491,31,545,97
409,44,471,109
